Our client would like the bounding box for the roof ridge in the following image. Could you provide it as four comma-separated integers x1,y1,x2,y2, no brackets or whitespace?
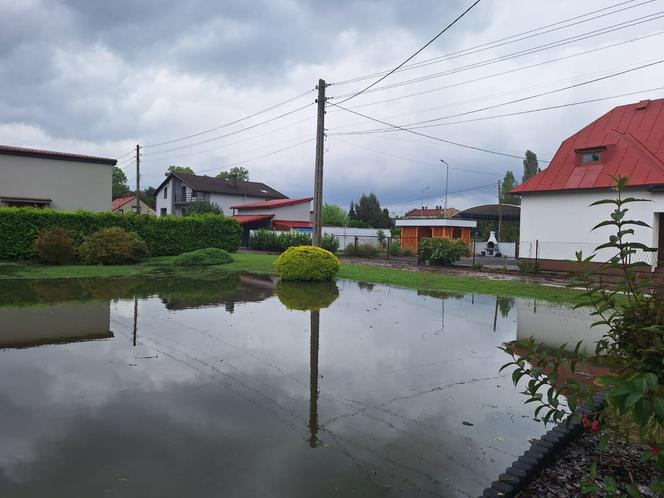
609,128,664,174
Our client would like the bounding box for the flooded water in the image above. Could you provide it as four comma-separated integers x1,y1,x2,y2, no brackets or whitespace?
0,275,598,498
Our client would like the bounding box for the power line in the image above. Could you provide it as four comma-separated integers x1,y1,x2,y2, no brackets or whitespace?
140,113,315,162
388,182,496,207
139,102,314,156
335,0,483,105
141,137,315,178
142,88,315,149
334,86,664,134
331,60,664,135
329,11,664,100
333,136,498,176
329,30,664,114
328,101,545,162
331,0,651,86
115,149,134,160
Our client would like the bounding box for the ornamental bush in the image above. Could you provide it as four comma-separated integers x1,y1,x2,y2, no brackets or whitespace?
79,227,148,265
33,227,77,265
274,246,340,281
275,280,339,311
0,208,241,259
173,247,233,266
419,238,469,266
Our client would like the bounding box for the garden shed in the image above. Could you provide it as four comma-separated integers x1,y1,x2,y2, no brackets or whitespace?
395,218,476,252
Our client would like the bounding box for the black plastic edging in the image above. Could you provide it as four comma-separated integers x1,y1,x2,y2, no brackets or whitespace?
479,391,606,498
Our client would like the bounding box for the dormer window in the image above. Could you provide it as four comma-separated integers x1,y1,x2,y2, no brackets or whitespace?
576,146,606,165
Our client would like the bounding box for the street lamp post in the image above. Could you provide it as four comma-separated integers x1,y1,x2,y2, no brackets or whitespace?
441,159,449,218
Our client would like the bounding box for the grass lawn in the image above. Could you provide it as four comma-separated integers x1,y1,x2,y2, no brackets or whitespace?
0,252,580,303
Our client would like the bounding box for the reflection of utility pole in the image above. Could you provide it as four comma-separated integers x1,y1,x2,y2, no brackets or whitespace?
440,300,445,334
132,296,138,347
492,296,499,332
309,310,320,448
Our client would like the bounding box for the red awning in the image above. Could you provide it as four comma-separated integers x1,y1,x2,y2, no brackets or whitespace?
232,214,273,225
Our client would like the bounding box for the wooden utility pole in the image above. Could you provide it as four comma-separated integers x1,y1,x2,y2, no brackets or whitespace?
441,159,449,217
497,180,503,241
135,144,141,214
312,79,327,246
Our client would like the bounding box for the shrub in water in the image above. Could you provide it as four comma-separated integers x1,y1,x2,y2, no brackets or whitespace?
419,238,469,266
173,247,233,266
274,246,340,281
33,227,77,265
79,227,148,265
275,280,339,310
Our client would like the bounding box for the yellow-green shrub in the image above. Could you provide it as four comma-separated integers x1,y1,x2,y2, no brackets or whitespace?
274,246,340,281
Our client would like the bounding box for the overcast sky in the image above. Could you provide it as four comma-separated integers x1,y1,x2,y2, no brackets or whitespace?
2,0,663,214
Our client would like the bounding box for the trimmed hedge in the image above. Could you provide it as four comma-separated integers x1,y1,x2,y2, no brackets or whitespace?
0,208,241,259
249,229,340,253
274,246,340,281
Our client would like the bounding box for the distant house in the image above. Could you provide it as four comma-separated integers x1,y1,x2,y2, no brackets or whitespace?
153,172,287,217
0,144,116,211
513,98,664,273
231,197,313,246
404,205,459,219
112,196,156,216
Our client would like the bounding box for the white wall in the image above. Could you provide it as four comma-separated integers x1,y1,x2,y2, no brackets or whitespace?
519,189,663,265
235,202,310,220
155,178,173,216
0,155,112,211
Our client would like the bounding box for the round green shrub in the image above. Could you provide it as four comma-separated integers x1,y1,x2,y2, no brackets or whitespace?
419,238,469,266
173,247,233,266
275,280,339,311
33,227,77,265
274,246,340,281
79,227,148,265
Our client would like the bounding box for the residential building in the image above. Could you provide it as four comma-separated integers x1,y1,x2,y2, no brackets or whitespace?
231,197,313,246
154,172,287,217
0,145,115,211
513,98,664,273
404,206,458,219
112,196,156,215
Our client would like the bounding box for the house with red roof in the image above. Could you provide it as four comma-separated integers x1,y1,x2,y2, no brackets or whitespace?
111,196,156,216
513,98,664,272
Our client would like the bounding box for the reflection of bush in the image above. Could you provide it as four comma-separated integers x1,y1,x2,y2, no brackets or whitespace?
276,281,339,311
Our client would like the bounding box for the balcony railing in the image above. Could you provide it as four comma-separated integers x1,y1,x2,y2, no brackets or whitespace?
174,192,209,204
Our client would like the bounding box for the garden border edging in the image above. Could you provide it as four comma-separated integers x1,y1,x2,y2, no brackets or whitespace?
479,391,606,497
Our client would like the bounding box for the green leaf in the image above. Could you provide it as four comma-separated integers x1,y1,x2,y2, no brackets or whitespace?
625,483,644,498
599,433,609,450
634,398,652,426
624,392,644,409
603,475,617,492
653,397,664,418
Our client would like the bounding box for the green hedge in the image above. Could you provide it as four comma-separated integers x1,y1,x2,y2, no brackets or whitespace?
0,208,242,259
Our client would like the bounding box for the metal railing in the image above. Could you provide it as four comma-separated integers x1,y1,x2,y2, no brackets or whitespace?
519,240,660,267
174,192,209,203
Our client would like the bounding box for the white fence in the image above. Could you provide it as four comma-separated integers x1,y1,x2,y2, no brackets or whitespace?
322,227,392,250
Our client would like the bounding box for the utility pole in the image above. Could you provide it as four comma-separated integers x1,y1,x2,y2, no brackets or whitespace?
421,185,430,212
497,180,503,242
135,144,141,214
441,159,449,217
312,79,327,247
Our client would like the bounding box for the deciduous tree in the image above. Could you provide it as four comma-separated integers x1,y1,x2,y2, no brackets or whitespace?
217,166,249,181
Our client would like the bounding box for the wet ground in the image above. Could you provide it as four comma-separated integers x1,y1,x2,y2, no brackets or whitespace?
0,275,598,497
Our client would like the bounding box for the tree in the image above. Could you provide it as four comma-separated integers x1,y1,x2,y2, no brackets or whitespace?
348,202,357,220
217,166,249,182
354,193,391,228
522,150,540,182
112,166,130,200
166,165,195,176
184,200,223,216
501,171,520,205
321,203,348,226
141,187,156,209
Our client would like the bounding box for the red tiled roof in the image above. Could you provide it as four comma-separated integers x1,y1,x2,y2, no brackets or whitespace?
513,98,664,194
231,197,313,210
232,214,274,225
111,196,136,210
0,144,117,165
272,219,312,229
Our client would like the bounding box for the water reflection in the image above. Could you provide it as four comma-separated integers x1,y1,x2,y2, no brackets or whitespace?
0,277,600,497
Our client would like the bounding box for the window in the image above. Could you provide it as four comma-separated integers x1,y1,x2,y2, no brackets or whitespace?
163,187,168,199
160,208,167,216
581,152,602,163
